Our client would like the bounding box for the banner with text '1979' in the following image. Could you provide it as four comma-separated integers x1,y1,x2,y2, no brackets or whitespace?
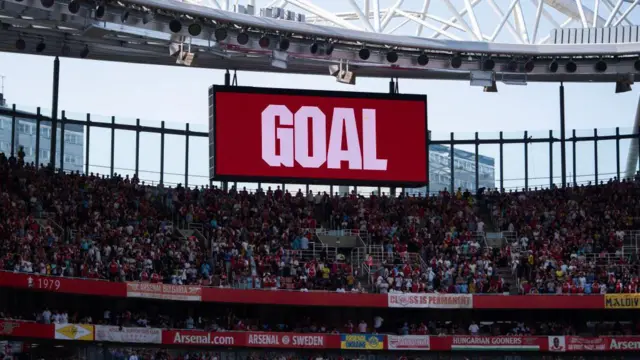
209,86,428,187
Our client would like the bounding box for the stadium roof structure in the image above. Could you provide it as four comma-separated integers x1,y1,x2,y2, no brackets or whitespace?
1,0,640,82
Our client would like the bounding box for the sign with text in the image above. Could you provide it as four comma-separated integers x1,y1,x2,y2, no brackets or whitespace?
126,283,202,301
387,335,430,350
95,326,161,344
210,86,428,186
388,293,473,309
340,334,384,350
605,293,640,309
162,330,339,349
447,336,542,351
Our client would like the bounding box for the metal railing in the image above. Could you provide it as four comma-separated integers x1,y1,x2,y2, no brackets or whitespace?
283,242,338,264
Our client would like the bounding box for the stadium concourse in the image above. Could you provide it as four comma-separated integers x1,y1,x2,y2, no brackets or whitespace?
1,146,640,359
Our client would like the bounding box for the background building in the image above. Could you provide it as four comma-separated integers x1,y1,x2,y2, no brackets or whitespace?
405,144,496,196
0,94,84,173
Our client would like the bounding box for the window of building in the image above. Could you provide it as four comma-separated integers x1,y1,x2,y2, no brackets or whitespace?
18,121,34,135
64,132,82,145
63,154,82,165
40,149,50,160
0,141,8,152
41,126,51,139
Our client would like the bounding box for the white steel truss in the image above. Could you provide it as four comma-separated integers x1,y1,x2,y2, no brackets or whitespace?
192,0,640,44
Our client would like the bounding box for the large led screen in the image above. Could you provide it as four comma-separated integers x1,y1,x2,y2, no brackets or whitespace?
210,86,428,186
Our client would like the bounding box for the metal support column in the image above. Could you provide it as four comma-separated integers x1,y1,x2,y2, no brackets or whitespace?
185,123,190,187
389,78,398,196
50,57,60,169
450,132,455,192
594,128,598,184
524,131,528,190
624,95,640,179
549,130,554,188
499,131,504,192
474,132,479,192
60,111,66,172
559,82,567,188
10,104,16,157
616,127,621,180
35,108,41,168
85,114,91,175
135,119,140,176
572,129,577,186
160,121,165,185
110,116,115,177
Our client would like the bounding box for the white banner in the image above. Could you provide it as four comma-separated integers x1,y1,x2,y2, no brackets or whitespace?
94,326,161,344
387,335,430,350
388,293,473,309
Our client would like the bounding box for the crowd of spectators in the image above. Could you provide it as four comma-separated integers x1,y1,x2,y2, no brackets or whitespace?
3,304,640,337
1,149,640,296
487,179,640,294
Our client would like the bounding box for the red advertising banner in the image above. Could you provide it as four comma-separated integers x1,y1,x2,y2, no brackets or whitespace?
162,330,340,349
0,272,126,297
552,336,640,352
0,272,606,310
473,294,603,309
212,86,428,186
0,320,54,339
126,283,202,301
430,336,548,351
388,293,472,309
201,287,386,308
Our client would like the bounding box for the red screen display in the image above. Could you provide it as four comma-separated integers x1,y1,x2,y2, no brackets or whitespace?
212,86,428,185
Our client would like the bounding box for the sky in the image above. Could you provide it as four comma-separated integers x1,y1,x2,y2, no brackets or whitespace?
0,0,639,194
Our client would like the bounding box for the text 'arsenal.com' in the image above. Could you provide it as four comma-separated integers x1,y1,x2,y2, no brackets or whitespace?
210,86,428,186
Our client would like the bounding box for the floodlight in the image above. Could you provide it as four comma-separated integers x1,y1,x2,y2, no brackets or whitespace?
188,23,202,37
214,28,227,41
386,51,398,63
95,4,106,19
80,45,89,58
237,31,249,45
36,40,46,53
278,38,290,51
259,35,270,48
482,59,495,71
417,53,429,66
309,42,318,54
68,1,80,14
524,60,535,73
325,42,334,56
169,19,182,33
450,54,462,69
359,48,370,60
15,38,25,50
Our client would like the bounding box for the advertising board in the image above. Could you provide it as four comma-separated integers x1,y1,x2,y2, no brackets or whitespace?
209,86,428,186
